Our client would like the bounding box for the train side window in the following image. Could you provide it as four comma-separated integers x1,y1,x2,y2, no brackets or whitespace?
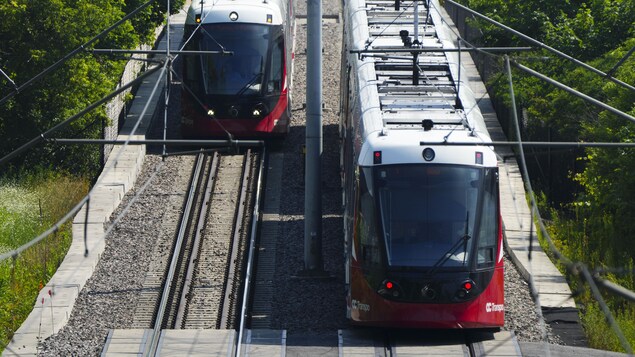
476,169,498,268
267,31,284,94
183,30,202,91
357,168,382,267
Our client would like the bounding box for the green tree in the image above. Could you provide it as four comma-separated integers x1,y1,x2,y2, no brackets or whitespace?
0,0,181,176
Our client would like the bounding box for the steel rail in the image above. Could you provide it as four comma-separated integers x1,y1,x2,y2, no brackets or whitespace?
144,152,207,356
219,150,253,329
236,147,266,357
174,152,220,328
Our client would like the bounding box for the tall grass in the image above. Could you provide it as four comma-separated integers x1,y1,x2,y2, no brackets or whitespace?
0,185,42,251
0,174,88,352
535,192,635,353
582,301,635,351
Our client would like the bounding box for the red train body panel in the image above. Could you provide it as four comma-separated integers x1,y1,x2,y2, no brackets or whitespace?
348,216,505,328
181,85,290,138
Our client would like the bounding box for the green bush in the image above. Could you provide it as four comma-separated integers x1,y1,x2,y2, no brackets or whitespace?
582,302,635,353
545,202,635,352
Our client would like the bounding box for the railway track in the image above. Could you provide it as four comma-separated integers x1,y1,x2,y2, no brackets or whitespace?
125,149,263,353
337,328,521,356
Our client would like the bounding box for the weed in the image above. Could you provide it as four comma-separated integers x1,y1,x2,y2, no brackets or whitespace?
0,175,87,352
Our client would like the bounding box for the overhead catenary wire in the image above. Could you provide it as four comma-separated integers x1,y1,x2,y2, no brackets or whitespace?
606,45,635,77
505,55,635,353
510,60,635,124
444,0,635,93
1,1,633,355
0,67,18,91
581,266,634,354
0,60,168,264
0,64,162,169
504,56,551,354
0,0,158,106
442,0,635,306
0,1,245,265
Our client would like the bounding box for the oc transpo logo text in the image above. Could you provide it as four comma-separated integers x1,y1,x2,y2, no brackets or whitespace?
485,302,504,313
351,299,371,312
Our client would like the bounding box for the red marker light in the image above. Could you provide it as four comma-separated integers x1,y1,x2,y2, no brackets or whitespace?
386,281,393,289
463,282,473,291
475,151,483,165
373,151,382,164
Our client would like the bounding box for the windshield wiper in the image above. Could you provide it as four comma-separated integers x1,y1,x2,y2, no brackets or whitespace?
236,72,263,96
426,211,471,275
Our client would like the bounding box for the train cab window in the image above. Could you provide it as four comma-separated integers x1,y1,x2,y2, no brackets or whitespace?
195,23,270,96
375,164,479,269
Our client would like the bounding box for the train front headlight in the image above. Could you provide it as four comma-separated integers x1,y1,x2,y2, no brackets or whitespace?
252,103,266,118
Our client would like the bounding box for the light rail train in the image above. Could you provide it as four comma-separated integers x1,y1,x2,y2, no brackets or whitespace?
340,0,504,328
181,0,294,138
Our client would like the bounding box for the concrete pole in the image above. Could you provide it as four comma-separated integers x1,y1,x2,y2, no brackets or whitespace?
303,0,324,273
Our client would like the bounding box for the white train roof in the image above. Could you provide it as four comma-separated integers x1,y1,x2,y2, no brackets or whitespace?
346,0,496,168
187,0,286,26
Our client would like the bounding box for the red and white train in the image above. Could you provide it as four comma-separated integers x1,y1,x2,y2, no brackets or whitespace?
181,0,294,138
340,0,504,328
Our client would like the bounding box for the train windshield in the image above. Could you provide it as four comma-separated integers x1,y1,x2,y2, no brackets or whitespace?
197,23,283,96
372,164,498,269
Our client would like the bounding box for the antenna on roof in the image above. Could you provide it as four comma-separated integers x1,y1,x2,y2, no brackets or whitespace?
455,38,464,110
412,1,421,85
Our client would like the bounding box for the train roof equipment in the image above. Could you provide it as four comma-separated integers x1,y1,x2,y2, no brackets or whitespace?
348,0,496,168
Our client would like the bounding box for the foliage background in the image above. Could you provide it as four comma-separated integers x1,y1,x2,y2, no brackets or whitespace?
455,0,635,351
0,0,185,177
0,174,88,349
0,0,184,351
